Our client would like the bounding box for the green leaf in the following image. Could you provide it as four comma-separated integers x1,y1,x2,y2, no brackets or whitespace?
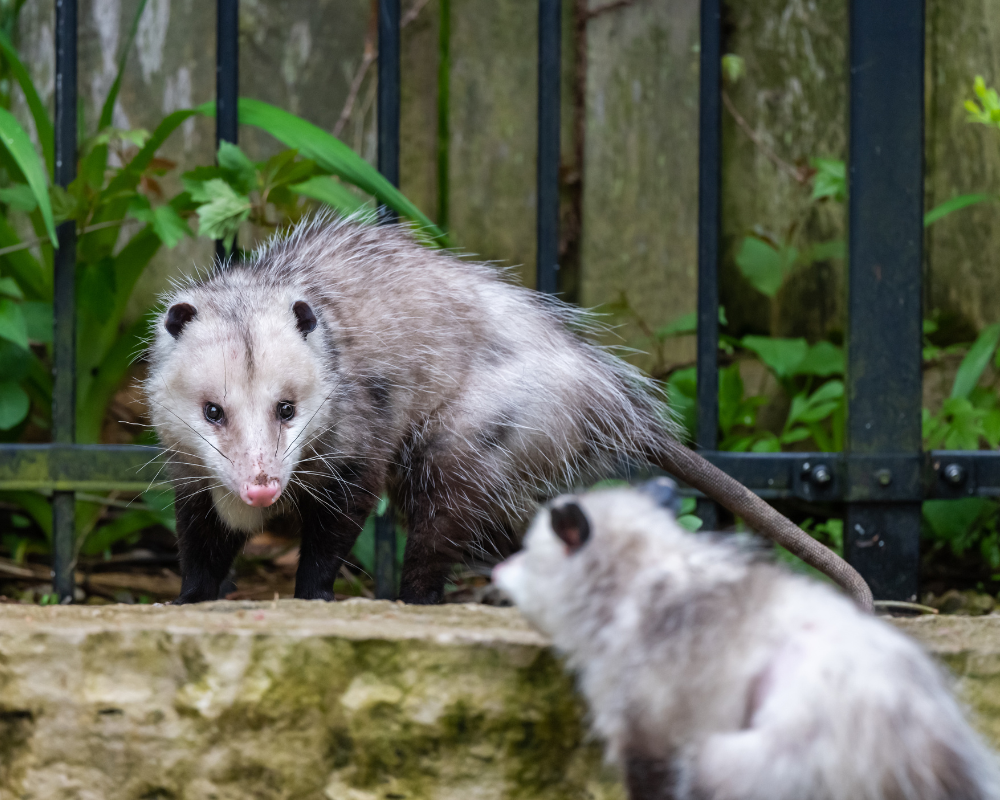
0,298,28,349
677,514,703,532
735,237,796,297
750,433,781,453
193,179,252,251
780,426,813,444
150,205,193,248
0,213,47,301
128,196,192,248
721,54,745,85
0,184,37,213
740,336,808,379
795,341,844,377
810,157,846,203
654,307,727,341
20,301,51,343
77,311,154,443
0,380,29,430
291,175,370,215
800,239,845,263
79,509,158,556
0,108,56,248
718,363,745,435
0,32,54,174
666,366,698,442
0,276,23,300
104,109,202,198
923,498,993,550
983,409,1000,448
785,382,844,429
952,323,1000,400
217,141,258,194
924,193,994,227
99,0,149,130
77,258,117,325
264,152,319,189
0,338,30,382
198,98,446,243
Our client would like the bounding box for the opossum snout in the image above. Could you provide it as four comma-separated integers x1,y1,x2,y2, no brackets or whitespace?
241,475,281,507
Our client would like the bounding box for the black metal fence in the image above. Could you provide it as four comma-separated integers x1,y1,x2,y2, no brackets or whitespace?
0,0,987,603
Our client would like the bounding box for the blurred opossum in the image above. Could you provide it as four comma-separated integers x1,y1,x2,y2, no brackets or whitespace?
146,214,870,607
493,481,998,800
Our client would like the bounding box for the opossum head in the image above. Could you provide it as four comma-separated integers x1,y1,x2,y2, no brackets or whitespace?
493,479,686,633
147,282,334,512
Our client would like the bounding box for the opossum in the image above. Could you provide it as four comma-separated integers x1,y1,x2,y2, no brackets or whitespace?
145,214,871,607
492,480,999,800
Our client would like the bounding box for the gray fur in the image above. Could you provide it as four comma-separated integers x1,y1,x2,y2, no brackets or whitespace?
145,213,865,604
494,487,1000,800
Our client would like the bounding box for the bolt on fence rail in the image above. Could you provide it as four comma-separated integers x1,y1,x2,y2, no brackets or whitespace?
0,0,991,603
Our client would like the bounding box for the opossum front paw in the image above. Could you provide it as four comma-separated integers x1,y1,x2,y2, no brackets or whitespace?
398,587,443,605
293,586,335,601
172,590,215,605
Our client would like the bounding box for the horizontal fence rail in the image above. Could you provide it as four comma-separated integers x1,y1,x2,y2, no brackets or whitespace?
0,0,959,603
2,444,994,501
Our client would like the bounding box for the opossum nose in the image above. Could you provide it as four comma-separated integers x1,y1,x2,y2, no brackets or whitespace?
241,478,281,507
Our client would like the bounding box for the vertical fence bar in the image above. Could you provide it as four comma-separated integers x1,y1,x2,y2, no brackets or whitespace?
215,0,238,260
536,0,561,295
844,0,924,601
695,0,721,529
52,0,78,603
374,0,401,600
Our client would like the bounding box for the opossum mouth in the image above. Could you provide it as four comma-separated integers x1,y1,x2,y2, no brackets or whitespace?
240,477,282,508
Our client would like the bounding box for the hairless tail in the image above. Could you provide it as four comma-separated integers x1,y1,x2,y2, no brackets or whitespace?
653,440,874,612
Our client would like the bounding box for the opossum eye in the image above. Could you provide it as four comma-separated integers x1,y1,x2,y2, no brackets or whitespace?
549,501,590,553
165,303,197,338
292,301,317,337
277,401,295,421
204,403,225,424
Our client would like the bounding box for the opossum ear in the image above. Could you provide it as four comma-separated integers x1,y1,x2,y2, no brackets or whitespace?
165,303,197,338
550,501,591,553
639,477,682,516
293,301,317,337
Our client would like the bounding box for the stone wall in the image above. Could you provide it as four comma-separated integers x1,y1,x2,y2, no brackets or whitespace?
0,601,996,799
10,0,1000,372
0,600,624,800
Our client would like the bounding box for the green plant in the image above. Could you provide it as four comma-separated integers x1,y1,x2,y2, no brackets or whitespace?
0,3,440,564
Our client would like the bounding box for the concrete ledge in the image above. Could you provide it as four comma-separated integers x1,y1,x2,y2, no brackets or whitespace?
0,600,622,800
895,615,1000,749
0,602,996,799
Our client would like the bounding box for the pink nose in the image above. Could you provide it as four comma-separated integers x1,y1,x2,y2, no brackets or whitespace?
241,479,281,507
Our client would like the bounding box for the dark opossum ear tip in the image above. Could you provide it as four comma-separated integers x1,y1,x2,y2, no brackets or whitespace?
165,302,197,338
639,477,682,517
293,300,317,337
550,500,591,553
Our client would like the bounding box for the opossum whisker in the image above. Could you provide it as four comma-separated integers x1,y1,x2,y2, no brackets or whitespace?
282,377,346,456
149,395,235,467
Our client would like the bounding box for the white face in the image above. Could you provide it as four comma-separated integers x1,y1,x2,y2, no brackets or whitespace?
492,503,577,634
493,486,683,636
150,294,332,512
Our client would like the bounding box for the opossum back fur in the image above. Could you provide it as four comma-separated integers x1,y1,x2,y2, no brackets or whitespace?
146,212,678,546
495,488,1000,800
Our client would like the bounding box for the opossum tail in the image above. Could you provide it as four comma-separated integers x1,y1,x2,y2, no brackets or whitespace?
651,439,874,612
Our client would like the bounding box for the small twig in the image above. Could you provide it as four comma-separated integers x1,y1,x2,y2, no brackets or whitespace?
722,91,810,185
333,0,433,138
873,600,940,615
0,219,129,259
586,0,634,20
